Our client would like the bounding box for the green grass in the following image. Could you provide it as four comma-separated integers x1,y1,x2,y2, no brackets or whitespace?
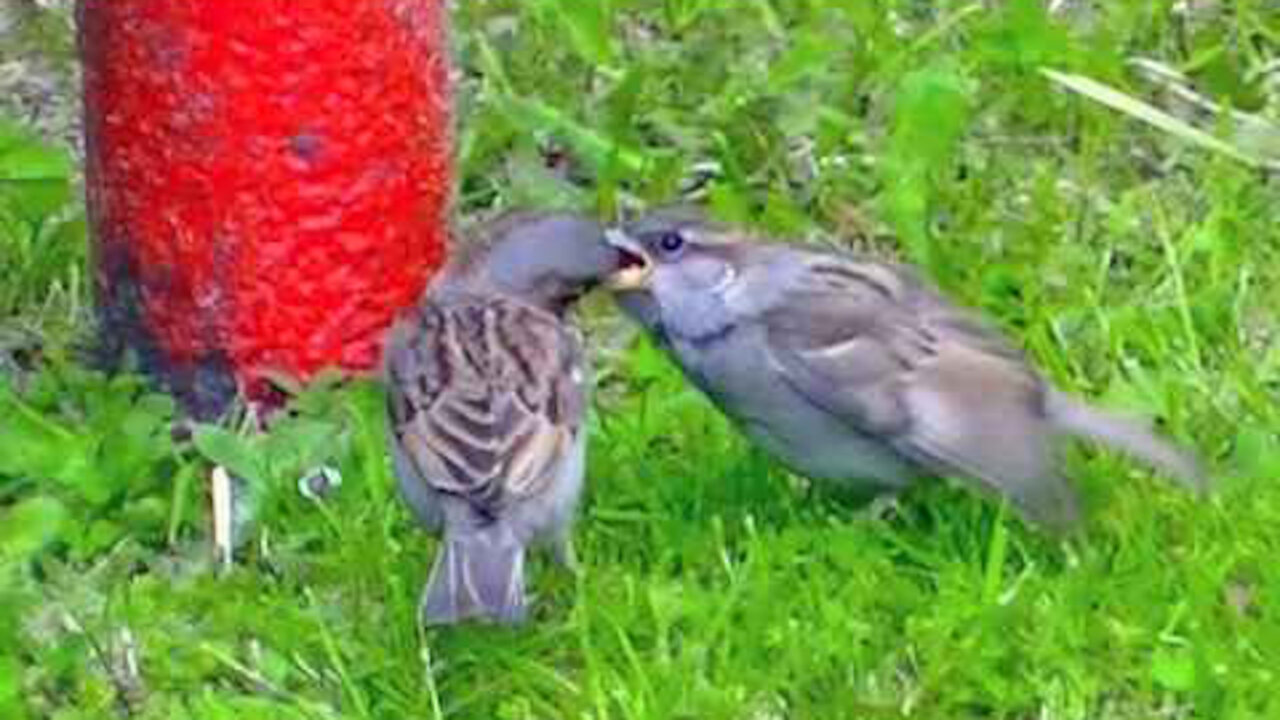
3,0,1280,717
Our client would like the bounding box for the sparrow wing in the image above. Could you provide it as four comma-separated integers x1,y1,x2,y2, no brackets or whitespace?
386,295,586,520
760,251,1079,528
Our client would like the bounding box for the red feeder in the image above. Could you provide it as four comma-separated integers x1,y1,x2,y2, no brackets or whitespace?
78,0,452,417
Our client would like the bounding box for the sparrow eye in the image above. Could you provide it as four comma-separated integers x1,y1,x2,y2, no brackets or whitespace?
656,230,685,256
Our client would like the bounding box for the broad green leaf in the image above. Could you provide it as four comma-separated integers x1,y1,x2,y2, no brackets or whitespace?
0,495,67,559
880,61,974,267
766,32,830,92
502,95,646,174
0,118,72,222
976,0,1071,70
263,416,343,479
503,151,591,210
0,383,94,490
0,654,26,719
192,425,266,484
0,119,71,179
1151,646,1196,692
542,0,615,65
1231,426,1280,481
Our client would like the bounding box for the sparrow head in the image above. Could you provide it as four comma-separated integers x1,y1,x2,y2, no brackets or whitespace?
604,207,756,339
472,212,638,314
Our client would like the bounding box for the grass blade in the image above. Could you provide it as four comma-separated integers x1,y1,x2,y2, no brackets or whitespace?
1041,67,1266,168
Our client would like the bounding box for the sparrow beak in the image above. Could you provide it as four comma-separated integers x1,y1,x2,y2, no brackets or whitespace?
604,228,654,291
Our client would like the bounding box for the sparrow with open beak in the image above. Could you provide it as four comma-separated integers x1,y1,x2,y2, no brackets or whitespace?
604,209,1206,530
385,211,638,625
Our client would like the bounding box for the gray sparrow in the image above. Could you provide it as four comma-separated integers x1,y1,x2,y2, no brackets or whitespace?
604,209,1206,530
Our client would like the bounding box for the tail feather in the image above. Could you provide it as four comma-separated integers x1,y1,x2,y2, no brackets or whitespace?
421,525,527,626
1046,390,1208,492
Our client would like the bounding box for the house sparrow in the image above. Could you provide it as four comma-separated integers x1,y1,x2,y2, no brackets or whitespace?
384,211,636,625
604,209,1206,530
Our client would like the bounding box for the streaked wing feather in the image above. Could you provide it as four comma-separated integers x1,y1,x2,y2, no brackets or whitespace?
763,256,916,435
890,342,1080,527
386,296,584,516
762,252,1079,527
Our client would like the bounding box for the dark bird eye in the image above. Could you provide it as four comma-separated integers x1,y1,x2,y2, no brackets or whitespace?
657,230,685,255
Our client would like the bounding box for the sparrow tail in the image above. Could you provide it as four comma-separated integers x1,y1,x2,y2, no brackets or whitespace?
1045,390,1208,493
420,524,527,626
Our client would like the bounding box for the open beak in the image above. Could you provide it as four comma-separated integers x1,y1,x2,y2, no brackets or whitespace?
604,228,654,291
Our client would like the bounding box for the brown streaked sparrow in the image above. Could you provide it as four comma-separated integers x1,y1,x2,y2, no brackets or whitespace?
384,211,640,625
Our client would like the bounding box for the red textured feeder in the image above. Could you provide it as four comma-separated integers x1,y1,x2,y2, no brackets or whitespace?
77,0,452,417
